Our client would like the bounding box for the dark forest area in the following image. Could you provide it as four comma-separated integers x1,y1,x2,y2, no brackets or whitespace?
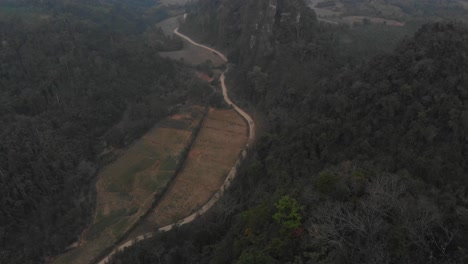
110,0,468,264
0,1,212,263
2,0,468,263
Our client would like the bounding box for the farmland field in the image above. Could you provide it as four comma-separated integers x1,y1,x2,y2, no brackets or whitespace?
52,106,205,264
129,108,248,235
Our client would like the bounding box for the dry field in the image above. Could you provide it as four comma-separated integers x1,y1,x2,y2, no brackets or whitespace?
129,108,248,235
52,107,204,264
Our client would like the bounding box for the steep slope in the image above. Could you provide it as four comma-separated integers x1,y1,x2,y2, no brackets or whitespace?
109,1,468,264
305,22,468,184
0,6,212,264
182,0,319,63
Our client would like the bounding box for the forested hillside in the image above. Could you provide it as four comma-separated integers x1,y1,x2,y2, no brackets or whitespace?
111,0,468,263
0,1,212,263
340,0,468,20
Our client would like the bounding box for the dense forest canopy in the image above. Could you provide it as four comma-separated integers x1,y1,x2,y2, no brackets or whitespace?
2,0,468,263
0,1,212,263
321,0,468,20
0,0,180,33
110,0,468,264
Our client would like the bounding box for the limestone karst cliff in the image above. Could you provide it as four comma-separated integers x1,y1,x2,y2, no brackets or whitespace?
182,0,317,66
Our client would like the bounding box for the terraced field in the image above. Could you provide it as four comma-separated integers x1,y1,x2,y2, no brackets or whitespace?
52,107,205,264
93,20,255,264
129,108,248,235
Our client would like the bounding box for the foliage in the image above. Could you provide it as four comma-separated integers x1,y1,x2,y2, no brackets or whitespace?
0,2,212,263
3,0,467,264
315,172,340,195
272,196,303,230
111,5,468,263
236,250,275,264
341,0,468,21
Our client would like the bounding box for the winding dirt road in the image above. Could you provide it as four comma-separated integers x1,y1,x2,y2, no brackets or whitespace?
97,28,255,264
173,28,228,62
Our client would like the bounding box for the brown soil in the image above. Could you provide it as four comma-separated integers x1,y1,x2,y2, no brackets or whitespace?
196,71,215,82
52,107,204,264
149,161,161,173
189,150,203,158
129,108,248,235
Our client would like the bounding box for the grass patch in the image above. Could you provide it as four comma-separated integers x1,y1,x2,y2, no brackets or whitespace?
86,209,127,241
105,183,120,193
126,207,138,216
52,107,204,264
117,192,133,201
143,170,174,192
105,155,158,194
160,156,178,171
158,118,191,129
120,159,154,186
134,141,162,157
112,218,130,237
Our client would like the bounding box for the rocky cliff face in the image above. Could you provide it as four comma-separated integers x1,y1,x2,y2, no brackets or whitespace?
182,0,335,112
182,0,317,67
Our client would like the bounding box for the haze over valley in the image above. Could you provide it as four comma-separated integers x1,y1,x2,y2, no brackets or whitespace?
1,1,468,264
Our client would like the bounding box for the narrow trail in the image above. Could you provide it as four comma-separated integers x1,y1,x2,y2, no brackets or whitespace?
97,28,255,264
174,28,228,62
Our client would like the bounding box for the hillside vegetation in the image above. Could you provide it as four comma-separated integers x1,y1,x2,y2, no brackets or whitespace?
110,0,468,263
0,1,213,263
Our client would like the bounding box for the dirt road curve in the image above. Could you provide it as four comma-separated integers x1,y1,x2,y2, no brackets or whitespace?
97,28,255,264
173,28,228,62
174,27,254,144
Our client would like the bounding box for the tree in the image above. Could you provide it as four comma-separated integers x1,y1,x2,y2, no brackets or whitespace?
273,195,303,231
